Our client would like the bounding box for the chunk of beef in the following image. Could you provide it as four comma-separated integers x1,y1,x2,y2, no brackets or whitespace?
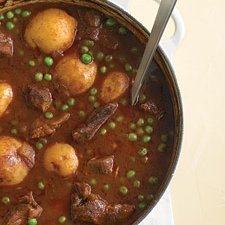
30,113,70,139
71,183,135,225
87,155,114,174
77,9,102,41
24,85,52,112
71,183,107,225
72,103,118,144
140,100,165,120
106,204,135,224
0,30,13,57
2,192,43,225
98,30,119,50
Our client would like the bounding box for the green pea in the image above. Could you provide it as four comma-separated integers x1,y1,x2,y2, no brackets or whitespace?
6,11,14,19
138,147,148,156
143,135,151,143
158,143,166,152
103,184,111,191
83,39,94,47
28,218,37,225
68,98,75,106
138,195,145,201
105,17,116,27
109,63,115,69
28,60,35,67
78,110,86,118
0,14,4,20
129,123,136,130
126,170,136,179
90,88,98,95
80,53,93,64
90,178,97,186
37,181,45,190
146,194,154,201
116,115,124,123
15,8,22,15
96,52,104,61
136,128,144,136
44,56,54,66
108,121,116,129
6,22,15,30
119,186,128,195
161,134,168,143
35,142,43,150
105,55,113,62
58,216,66,224
138,203,146,209
1,196,10,205
93,102,100,108
131,47,138,54
44,112,53,119
100,128,107,136
21,10,31,18
34,72,43,82
139,94,146,103
148,176,158,185
61,104,69,112
120,98,127,106
145,126,153,134
125,63,133,72
133,180,141,188
43,73,52,81
137,118,145,126
119,26,128,35
81,46,89,54
128,133,137,142
147,117,154,125
19,50,24,56
100,66,107,74
39,138,48,145
10,127,18,135
88,95,96,103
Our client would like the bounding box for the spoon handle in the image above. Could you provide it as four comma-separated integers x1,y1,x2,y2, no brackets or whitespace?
131,0,177,105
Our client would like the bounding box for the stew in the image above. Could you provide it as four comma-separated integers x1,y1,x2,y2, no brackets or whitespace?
0,2,175,225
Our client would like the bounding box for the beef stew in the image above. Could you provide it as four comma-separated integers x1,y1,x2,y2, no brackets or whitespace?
0,2,176,225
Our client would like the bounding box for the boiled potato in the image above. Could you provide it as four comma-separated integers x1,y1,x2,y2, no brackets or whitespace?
44,143,79,177
55,54,97,95
24,8,77,54
0,136,35,186
100,71,129,103
0,82,13,117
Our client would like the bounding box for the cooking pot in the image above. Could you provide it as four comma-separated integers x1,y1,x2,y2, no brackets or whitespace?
0,0,184,224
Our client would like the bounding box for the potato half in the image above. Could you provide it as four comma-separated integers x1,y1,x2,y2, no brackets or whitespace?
0,136,35,186
0,82,13,117
100,71,129,103
44,143,79,177
55,54,97,95
24,8,77,54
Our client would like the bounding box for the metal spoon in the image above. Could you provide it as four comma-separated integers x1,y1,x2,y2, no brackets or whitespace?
131,0,177,105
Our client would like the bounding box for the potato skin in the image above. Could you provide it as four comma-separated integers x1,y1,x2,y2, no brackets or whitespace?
24,8,77,54
44,143,79,177
55,54,97,95
0,82,13,117
0,136,35,186
100,71,129,103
